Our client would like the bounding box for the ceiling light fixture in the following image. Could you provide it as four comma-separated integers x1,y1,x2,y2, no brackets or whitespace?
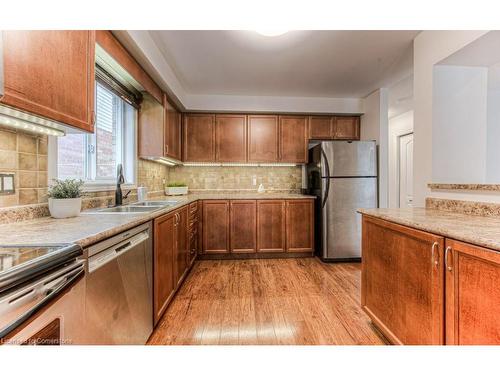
255,30,289,37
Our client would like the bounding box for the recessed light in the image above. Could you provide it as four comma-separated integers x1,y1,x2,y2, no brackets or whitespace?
255,30,289,37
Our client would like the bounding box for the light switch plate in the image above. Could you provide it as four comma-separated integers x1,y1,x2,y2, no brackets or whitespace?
0,173,15,195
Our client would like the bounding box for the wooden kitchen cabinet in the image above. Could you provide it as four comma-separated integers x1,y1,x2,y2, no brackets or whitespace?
279,116,308,163
361,216,445,345
230,200,257,253
445,239,500,345
138,93,164,159
308,116,334,139
173,206,189,288
153,212,176,325
285,200,314,253
248,115,279,162
183,114,216,161
215,114,247,162
333,116,360,140
164,96,182,161
1,31,95,132
188,201,200,266
202,200,230,254
257,200,286,253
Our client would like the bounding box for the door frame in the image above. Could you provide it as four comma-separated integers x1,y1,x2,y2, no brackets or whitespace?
397,131,414,208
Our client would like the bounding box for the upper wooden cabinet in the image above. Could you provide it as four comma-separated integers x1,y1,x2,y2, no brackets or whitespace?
1,31,96,132
286,200,314,252
308,115,360,140
308,116,334,139
138,93,164,159
279,116,308,163
248,115,279,162
202,200,230,254
215,114,247,162
333,116,360,140
164,97,182,161
361,216,445,345
445,239,500,345
183,114,216,162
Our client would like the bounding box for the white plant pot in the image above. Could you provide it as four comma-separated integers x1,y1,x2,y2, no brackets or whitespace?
48,197,82,219
165,186,188,196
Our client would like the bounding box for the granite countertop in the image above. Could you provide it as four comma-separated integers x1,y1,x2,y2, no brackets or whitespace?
358,207,500,252
0,192,315,248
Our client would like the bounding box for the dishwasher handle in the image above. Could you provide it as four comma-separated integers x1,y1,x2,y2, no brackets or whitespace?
88,230,149,273
0,264,84,341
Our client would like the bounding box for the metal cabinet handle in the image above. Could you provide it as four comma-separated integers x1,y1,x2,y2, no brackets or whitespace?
431,242,439,267
445,246,452,271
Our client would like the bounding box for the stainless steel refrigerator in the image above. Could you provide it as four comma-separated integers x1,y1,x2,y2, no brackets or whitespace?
307,141,378,261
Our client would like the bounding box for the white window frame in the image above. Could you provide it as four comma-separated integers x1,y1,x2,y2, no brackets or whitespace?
48,84,138,193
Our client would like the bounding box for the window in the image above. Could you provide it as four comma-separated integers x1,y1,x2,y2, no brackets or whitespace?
53,82,137,189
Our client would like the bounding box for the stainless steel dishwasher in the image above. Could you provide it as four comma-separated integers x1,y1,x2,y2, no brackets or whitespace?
83,222,153,345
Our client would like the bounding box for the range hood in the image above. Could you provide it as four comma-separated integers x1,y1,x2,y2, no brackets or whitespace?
0,35,66,137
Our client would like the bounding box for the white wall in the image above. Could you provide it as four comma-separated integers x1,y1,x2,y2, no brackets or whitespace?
388,110,414,208
413,31,488,206
432,65,488,183
486,66,500,182
361,88,389,208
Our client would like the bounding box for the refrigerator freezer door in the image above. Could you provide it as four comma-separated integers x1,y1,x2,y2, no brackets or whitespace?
321,141,377,177
323,177,377,260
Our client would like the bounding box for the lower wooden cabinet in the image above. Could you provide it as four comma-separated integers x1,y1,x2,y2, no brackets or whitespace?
445,239,500,345
202,200,230,254
173,206,189,288
230,200,257,253
361,215,500,345
256,200,286,253
153,212,176,325
286,200,314,252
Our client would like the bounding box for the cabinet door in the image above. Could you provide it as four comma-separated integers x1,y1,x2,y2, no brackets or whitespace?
257,200,286,253
202,200,230,254
1,31,95,132
361,216,444,345
164,97,182,161
333,116,360,140
173,207,189,288
285,200,314,253
230,200,257,253
153,213,176,325
248,115,279,162
215,114,247,162
183,114,216,162
308,116,333,139
138,93,164,159
279,116,308,163
445,239,500,345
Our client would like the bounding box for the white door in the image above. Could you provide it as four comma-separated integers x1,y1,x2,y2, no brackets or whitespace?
399,133,414,207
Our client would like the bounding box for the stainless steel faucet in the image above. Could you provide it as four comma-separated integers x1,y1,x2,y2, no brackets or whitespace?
115,164,130,206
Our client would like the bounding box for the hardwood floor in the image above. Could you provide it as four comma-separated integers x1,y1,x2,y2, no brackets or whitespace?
148,258,387,345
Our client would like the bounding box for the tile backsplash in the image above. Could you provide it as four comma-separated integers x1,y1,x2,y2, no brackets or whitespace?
168,165,302,192
0,126,48,207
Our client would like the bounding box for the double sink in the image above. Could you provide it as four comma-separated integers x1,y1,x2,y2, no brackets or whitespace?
86,200,180,214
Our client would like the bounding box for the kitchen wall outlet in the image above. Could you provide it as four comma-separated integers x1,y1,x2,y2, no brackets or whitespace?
0,173,15,195
252,175,257,186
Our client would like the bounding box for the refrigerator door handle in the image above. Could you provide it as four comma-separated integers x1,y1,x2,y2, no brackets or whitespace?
321,148,330,208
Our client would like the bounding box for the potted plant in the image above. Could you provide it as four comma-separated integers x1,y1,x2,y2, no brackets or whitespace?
165,182,188,196
47,179,85,219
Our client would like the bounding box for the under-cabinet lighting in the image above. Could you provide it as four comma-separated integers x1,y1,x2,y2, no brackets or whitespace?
144,157,178,166
182,162,299,167
0,113,65,137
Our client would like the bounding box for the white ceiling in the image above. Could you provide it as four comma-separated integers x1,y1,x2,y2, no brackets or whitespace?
148,30,418,98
